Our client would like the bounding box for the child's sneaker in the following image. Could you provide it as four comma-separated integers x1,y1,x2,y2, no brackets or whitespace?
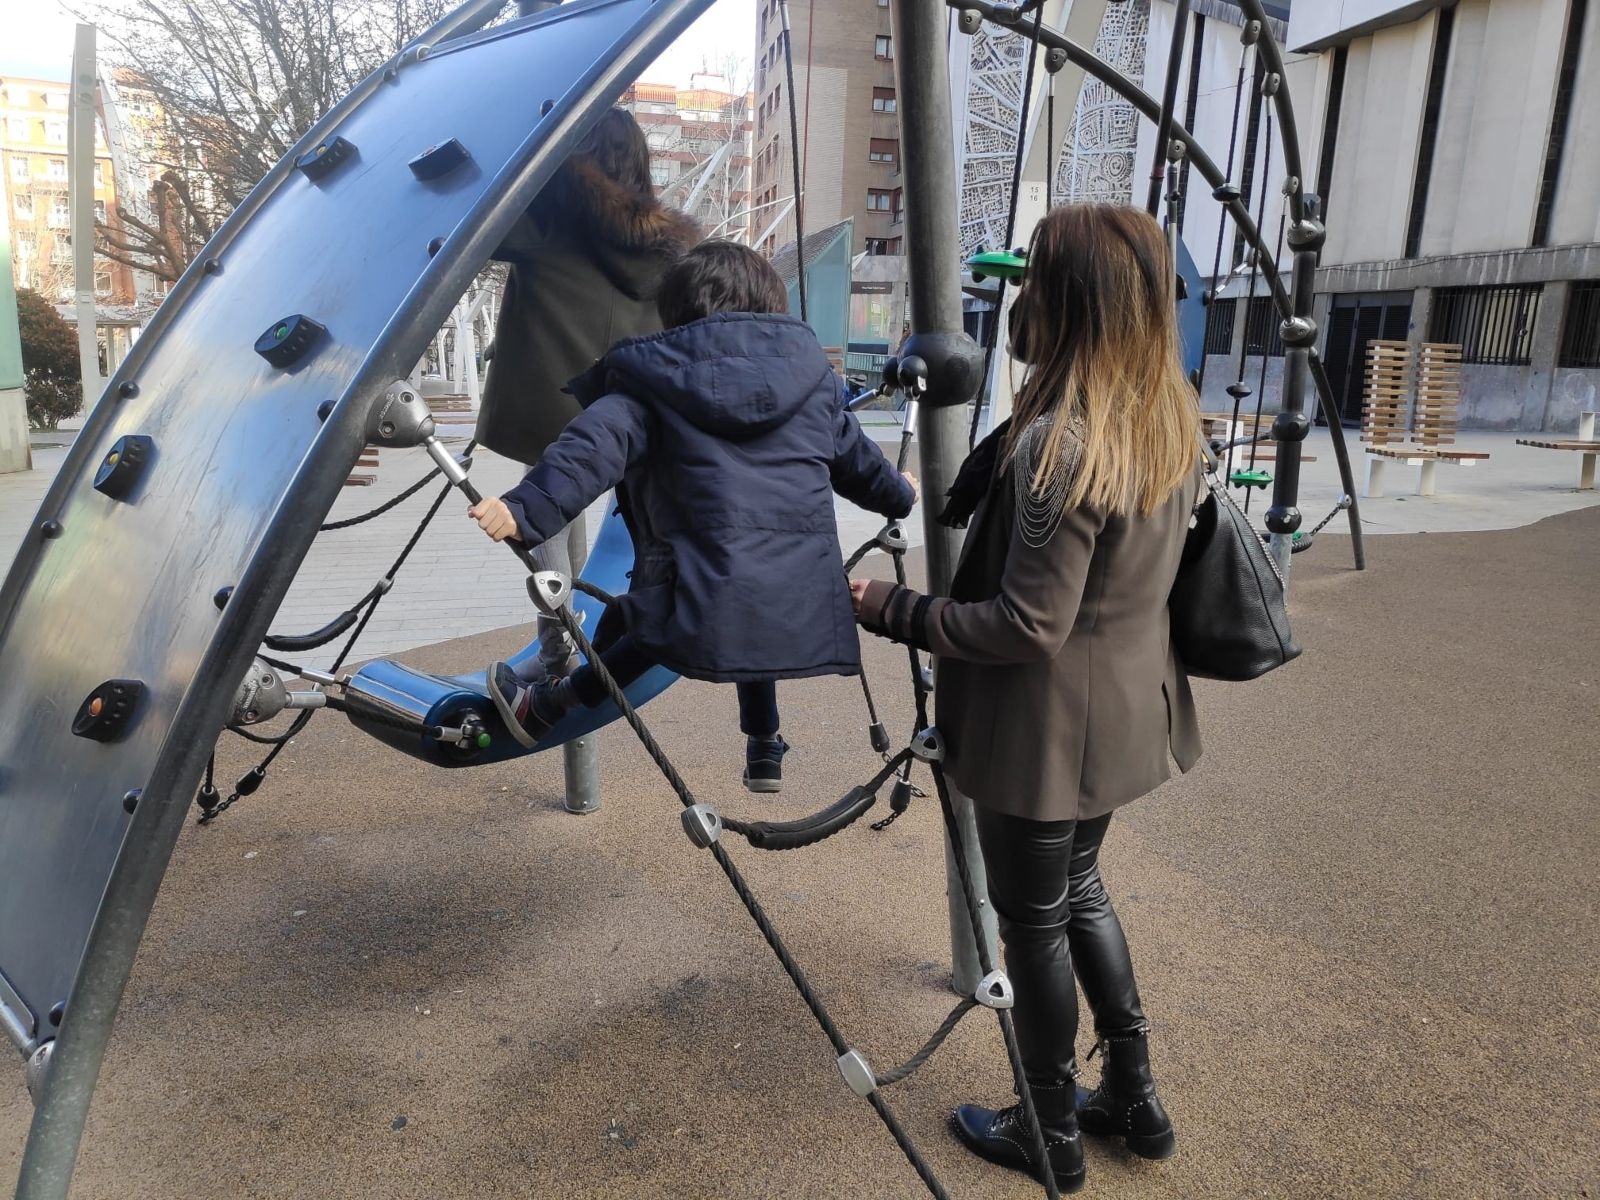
487,661,572,749
743,735,789,794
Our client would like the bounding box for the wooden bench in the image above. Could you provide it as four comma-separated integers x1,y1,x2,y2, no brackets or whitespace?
1362,340,1489,496
1517,411,1597,490
1200,410,1316,490
345,447,379,487
426,394,477,425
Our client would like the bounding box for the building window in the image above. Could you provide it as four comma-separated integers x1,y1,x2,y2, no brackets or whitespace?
1203,297,1237,356
46,120,66,145
94,161,105,186
14,194,34,221
866,238,890,255
47,158,66,180
1315,45,1348,227
866,188,894,212
1243,297,1285,357
7,117,28,140
95,268,112,295
1532,0,1588,247
650,163,671,187
1559,282,1600,368
1405,5,1455,259
1428,284,1543,365
94,199,106,223
869,137,898,165
9,156,28,182
872,88,897,114
877,0,889,6
48,197,70,227
875,36,893,59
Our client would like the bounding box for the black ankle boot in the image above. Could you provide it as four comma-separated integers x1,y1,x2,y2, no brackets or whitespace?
951,1079,1086,1191
1077,1028,1175,1159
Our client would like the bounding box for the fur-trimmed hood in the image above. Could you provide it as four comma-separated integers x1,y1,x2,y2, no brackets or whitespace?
539,160,701,299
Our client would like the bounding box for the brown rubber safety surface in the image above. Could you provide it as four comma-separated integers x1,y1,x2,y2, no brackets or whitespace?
3,508,1597,1199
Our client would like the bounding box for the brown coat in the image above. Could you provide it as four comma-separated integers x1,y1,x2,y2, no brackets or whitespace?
859,452,1202,822
477,162,700,465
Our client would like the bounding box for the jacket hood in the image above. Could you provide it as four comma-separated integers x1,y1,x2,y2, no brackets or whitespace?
544,160,700,299
570,313,837,439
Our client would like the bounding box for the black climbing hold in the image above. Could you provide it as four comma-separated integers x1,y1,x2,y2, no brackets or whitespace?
255,314,326,369
122,789,141,814
408,138,470,181
72,679,144,743
317,398,336,422
296,134,355,182
427,237,445,258
48,1002,64,1028
1265,504,1303,536
117,381,138,399
93,434,155,502
1225,382,1254,400
1213,182,1242,203
213,585,233,611
39,520,62,539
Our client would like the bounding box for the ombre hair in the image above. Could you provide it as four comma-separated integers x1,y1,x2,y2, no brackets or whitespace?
1005,203,1200,517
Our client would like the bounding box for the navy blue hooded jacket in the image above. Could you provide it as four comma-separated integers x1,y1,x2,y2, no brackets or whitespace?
499,313,915,683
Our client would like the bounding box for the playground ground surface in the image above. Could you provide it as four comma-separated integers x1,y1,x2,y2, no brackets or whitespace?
1,494,1596,1198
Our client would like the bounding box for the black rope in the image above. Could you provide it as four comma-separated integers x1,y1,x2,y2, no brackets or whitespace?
318,462,452,531
199,452,472,824
970,1,1046,450
1193,44,1251,400
876,999,979,1087
547,600,951,1196
779,0,807,321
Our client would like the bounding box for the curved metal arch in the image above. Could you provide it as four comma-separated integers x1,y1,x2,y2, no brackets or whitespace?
9,2,719,1196
953,0,1365,570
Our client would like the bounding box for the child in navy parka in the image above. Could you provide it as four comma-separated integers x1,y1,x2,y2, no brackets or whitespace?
469,240,916,788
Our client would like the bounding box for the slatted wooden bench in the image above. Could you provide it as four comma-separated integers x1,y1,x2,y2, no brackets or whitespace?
426,394,477,425
1200,410,1316,490
345,446,379,487
1362,340,1489,496
1517,411,1597,490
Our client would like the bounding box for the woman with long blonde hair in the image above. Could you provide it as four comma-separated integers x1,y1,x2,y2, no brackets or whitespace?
851,204,1203,1190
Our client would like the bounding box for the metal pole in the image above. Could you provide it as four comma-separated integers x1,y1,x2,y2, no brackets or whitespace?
562,517,600,814
69,25,101,398
892,0,997,994
1146,0,1191,216
0,178,28,474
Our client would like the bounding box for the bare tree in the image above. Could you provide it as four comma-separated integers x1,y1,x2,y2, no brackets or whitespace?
82,0,453,283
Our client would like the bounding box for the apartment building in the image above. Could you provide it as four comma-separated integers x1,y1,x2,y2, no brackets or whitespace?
622,75,753,239
0,74,133,307
749,0,903,257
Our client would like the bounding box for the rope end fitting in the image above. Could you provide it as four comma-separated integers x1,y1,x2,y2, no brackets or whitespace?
836,1049,878,1098
910,728,945,764
975,969,1015,1010
527,571,572,617
681,803,723,849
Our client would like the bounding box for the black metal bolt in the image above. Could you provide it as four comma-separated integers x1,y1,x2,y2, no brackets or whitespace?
48,1002,65,1027
122,789,140,814
40,520,62,539
118,381,138,399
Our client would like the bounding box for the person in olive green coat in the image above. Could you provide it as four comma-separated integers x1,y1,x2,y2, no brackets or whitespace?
852,204,1203,1192
477,107,699,676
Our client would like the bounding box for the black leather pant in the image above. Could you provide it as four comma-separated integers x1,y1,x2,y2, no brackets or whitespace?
973,807,1148,1087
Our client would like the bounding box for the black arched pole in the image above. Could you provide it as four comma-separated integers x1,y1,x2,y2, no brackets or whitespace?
950,0,1365,573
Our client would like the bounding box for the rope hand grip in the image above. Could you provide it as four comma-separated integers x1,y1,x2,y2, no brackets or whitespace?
730,786,878,851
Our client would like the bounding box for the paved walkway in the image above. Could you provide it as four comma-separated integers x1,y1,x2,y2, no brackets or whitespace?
1,422,1594,669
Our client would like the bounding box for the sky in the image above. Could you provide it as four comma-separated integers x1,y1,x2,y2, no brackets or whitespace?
0,0,755,86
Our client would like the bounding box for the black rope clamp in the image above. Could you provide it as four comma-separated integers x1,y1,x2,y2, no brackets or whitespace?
681,803,723,849
975,970,1016,1011
910,728,945,764
836,1049,878,1098
527,570,571,617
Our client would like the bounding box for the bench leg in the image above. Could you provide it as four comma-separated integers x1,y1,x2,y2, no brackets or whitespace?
1364,455,1385,499
1418,459,1437,497
1581,453,1596,491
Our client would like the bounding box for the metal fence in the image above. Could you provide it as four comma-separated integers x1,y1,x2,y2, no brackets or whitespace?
1203,297,1236,355
1558,281,1600,369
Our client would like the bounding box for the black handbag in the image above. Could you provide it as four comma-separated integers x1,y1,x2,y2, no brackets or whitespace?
1169,442,1301,681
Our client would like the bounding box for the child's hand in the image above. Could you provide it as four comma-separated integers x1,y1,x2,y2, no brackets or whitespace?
469,497,519,542
849,579,870,617
901,471,919,503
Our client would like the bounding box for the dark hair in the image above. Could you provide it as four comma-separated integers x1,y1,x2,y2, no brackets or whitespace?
531,107,654,226
656,240,790,328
